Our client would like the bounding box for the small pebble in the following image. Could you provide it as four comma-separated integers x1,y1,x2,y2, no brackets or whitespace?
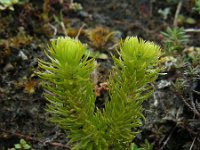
18,51,28,60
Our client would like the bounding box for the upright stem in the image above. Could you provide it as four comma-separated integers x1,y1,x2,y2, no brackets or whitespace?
173,1,183,27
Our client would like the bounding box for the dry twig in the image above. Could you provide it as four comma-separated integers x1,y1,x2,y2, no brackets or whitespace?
173,1,183,27
185,28,200,33
160,126,176,150
48,23,57,37
189,137,197,150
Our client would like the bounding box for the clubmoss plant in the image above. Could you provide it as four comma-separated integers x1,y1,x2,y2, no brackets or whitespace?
37,36,160,150
161,27,189,52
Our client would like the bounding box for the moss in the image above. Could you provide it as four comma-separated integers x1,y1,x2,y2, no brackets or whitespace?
37,36,161,150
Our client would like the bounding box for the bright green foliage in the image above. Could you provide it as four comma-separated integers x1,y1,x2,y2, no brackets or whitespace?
0,0,28,10
130,140,153,150
14,139,31,150
194,0,200,14
38,37,160,149
161,27,189,51
130,143,145,150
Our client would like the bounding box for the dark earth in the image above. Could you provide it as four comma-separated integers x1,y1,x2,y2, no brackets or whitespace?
0,0,200,149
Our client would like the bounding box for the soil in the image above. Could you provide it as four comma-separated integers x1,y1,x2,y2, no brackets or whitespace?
0,0,200,150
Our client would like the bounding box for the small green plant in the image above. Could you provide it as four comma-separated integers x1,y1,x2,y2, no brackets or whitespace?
161,27,189,52
130,140,153,150
130,143,145,150
0,0,28,11
194,0,200,13
69,2,83,11
14,139,31,150
38,37,160,149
